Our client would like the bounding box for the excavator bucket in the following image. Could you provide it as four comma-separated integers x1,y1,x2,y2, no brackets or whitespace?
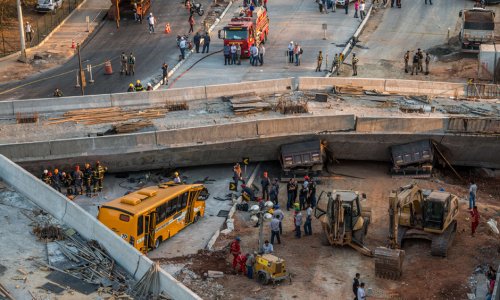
374,247,405,280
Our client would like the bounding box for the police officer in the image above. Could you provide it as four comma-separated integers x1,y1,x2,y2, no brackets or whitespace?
404,50,410,73
51,168,63,192
93,161,107,193
120,52,128,75
193,32,201,53
61,172,73,196
425,53,431,75
315,51,323,72
134,80,144,92
417,48,424,72
127,52,136,75
331,53,339,75
411,52,419,75
41,169,52,186
352,53,359,76
72,165,84,196
83,163,93,197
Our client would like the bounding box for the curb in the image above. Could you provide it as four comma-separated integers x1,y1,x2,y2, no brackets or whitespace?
152,0,234,90
205,162,261,251
0,0,90,63
325,3,373,78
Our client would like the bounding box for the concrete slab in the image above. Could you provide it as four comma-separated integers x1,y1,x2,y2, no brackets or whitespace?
356,117,447,133
13,94,112,114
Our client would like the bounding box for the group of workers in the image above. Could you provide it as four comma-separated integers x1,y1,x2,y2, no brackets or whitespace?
40,161,107,197
404,48,431,75
127,80,153,92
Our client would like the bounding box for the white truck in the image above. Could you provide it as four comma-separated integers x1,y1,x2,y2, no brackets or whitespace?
459,8,495,53
35,0,63,13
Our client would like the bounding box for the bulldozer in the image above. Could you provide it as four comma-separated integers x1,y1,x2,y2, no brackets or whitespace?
314,190,373,256
374,184,459,279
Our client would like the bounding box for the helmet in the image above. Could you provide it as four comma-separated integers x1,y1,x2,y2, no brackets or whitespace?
54,169,59,174
290,41,293,44
304,175,310,180
129,83,134,87
274,204,280,209
43,169,48,174
136,80,141,84
235,237,241,241
174,172,179,176
147,83,152,87
150,12,153,16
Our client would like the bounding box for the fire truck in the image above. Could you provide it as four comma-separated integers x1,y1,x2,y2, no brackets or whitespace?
218,7,270,58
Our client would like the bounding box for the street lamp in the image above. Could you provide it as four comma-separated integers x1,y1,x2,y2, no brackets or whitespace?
249,201,274,252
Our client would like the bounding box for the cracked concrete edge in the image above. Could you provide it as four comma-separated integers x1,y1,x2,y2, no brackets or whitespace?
151,0,234,90
205,162,261,251
0,0,91,63
325,4,374,78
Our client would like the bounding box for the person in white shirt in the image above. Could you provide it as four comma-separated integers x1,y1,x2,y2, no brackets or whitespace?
304,204,313,235
469,181,478,209
357,282,366,300
179,38,187,59
147,13,155,33
258,43,265,65
261,240,273,254
25,22,32,43
359,0,366,20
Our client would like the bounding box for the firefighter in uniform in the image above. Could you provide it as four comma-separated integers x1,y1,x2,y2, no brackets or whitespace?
41,169,52,186
51,168,63,193
83,163,94,197
72,165,84,196
92,161,107,193
61,172,73,196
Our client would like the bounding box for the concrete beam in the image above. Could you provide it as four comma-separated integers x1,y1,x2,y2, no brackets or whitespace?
0,100,14,118
13,94,112,114
256,115,356,136
356,117,447,133
0,154,202,300
204,78,293,98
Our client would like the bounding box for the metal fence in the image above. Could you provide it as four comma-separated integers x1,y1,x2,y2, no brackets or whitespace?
0,0,84,57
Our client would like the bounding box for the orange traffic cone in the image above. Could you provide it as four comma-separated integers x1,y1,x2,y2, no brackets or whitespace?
165,23,171,34
104,60,113,75
71,40,75,49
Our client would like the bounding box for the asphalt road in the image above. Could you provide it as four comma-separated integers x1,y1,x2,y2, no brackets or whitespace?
345,0,499,78
0,0,212,100
167,0,368,88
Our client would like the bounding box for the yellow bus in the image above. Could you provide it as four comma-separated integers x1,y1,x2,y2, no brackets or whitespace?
97,183,208,253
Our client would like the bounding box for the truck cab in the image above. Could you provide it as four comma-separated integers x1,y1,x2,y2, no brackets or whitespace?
459,8,495,52
36,0,63,13
218,7,269,58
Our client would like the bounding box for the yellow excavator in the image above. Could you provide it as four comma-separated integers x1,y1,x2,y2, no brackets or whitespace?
374,184,459,279
314,190,373,256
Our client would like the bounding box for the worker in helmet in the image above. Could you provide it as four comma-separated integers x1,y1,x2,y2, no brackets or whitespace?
83,163,93,197
72,165,84,196
134,80,144,92
173,171,182,184
61,171,73,196
127,83,135,92
41,169,52,185
146,83,153,91
127,52,135,75
51,168,63,192
92,161,107,193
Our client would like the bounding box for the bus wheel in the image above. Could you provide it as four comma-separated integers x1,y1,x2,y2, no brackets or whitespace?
154,237,162,249
194,213,201,223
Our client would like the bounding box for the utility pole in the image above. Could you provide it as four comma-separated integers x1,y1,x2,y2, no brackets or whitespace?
16,0,27,62
77,44,85,95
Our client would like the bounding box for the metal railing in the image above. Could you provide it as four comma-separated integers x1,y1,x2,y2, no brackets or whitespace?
0,0,84,57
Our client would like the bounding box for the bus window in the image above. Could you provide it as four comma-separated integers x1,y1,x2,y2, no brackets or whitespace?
166,200,173,217
171,197,179,214
181,192,188,209
137,215,144,236
157,203,167,223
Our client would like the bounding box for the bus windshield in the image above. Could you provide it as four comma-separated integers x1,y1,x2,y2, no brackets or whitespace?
226,30,248,40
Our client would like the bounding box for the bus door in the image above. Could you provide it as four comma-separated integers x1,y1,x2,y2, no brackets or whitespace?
143,212,157,251
186,190,200,223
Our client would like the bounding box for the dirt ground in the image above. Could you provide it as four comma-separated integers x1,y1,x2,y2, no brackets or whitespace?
157,161,500,300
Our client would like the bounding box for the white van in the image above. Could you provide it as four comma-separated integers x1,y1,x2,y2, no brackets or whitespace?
35,0,63,13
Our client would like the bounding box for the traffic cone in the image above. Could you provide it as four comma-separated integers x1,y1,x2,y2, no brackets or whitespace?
71,40,75,49
165,23,171,34
104,60,113,75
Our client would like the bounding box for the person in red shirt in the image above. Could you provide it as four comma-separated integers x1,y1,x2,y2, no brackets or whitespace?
230,237,241,268
235,252,247,273
470,206,480,236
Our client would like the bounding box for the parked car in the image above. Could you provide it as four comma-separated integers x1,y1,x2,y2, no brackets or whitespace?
36,0,63,13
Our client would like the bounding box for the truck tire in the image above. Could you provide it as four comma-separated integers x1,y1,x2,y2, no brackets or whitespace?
258,271,269,285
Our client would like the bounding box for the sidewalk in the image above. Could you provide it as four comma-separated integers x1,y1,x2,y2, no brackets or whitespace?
0,0,109,84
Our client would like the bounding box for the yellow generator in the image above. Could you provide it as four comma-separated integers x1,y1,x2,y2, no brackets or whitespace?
254,254,290,285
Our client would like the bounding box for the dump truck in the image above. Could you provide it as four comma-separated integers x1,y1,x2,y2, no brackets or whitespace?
279,140,334,181
218,6,269,58
390,139,434,178
374,184,459,279
459,8,495,53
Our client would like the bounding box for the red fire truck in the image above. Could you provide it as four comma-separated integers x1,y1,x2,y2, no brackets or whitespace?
218,7,270,58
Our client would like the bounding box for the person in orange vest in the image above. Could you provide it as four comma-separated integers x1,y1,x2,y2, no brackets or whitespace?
230,237,241,268
470,206,480,236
